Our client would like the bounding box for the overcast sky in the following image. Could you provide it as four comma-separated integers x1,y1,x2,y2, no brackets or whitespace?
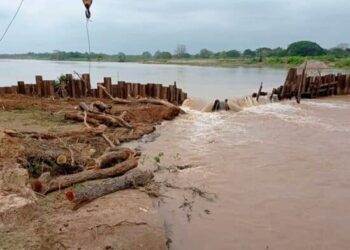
0,0,349,54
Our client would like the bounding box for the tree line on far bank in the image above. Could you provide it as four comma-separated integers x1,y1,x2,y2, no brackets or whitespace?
1,41,350,67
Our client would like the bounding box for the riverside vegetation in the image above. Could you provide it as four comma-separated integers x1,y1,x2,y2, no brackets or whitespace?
1,41,350,68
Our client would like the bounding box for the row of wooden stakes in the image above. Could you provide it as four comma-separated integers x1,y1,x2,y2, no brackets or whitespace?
0,74,188,105
273,68,350,102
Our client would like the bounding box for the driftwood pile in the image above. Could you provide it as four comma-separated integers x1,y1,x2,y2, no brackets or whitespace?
4,89,180,207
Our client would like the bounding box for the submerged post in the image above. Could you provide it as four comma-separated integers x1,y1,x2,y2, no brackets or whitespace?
297,65,307,104
256,82,263,101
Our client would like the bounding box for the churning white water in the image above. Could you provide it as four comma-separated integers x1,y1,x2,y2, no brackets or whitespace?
136,96,350,250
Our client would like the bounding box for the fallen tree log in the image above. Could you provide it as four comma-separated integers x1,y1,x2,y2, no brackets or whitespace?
86,112,133,128
65,169,154,205
92,101,111,113
65,112,100,126
4,126,107,140
31,149,138,194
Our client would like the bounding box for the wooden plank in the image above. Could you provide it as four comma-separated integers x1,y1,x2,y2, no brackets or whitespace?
66,74,73,97
125,83,131,98
315,76,322,98
280,68,297,99
297,68,306,104
17,81,25,94
49,80,55,96
177,88,182,104
82,74,91,96
75,79,82,98
104,77,112,96
345,75,350,94
160,86,168,100
256,82,263,101
35,75,43,96
154,84,162,99
97,83,104,98
130,83,137,97
117,81,125,98
140,84,146,98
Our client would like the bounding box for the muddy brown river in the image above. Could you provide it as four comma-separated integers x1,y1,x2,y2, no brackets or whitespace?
131,96,350,250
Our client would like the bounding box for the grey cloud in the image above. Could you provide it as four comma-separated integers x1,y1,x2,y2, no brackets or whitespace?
0,0,349,53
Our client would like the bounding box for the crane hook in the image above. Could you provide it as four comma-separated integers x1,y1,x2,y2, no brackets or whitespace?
82,0,93,19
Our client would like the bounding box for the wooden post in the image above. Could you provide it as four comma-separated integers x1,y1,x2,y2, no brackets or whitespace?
65,74,73,97
177,88,182,104
154,84,162,99
74,79,82,98
256,82,263,101
280,68,297,99
17,81,25,94
161,86,168,100
35,75,43,96
104,77,112,95
82,74,91,96
345,75,350,94
125,83,131,98
140,84,146,98
297,67,306,104
49,80,55,97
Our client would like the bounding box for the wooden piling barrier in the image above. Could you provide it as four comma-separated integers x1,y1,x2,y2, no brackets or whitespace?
275,67,350,102
1,73,188,105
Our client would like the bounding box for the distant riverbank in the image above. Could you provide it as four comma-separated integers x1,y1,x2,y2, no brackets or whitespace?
144,57,350,69
1,55,350,69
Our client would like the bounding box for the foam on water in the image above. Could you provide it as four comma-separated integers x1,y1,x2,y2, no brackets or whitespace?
244,102,300,114
183,95,272,112
302,100,350,109
182,96,350,133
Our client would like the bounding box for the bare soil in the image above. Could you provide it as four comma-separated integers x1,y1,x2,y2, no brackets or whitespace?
0,95,180,250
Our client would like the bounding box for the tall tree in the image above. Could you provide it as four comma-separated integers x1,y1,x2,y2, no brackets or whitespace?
175,44,187,58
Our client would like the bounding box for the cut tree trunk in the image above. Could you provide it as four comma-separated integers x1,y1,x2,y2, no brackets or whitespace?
31,149,138,194
65,112,100,126
92,101,111,113
86,112,133,128
65,169,153,205
4,126,107,140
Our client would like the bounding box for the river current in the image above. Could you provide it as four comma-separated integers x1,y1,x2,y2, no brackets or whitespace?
2,60,350,249
134,96,350,250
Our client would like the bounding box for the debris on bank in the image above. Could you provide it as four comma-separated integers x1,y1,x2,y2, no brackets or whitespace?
0,81,184,249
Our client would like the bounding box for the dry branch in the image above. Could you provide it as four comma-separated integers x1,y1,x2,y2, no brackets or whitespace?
31,149,138,194
65,169,153,205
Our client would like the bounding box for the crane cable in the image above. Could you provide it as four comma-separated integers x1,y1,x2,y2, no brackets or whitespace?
0,0,25,44
83,0,93,76
86,18,91,76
